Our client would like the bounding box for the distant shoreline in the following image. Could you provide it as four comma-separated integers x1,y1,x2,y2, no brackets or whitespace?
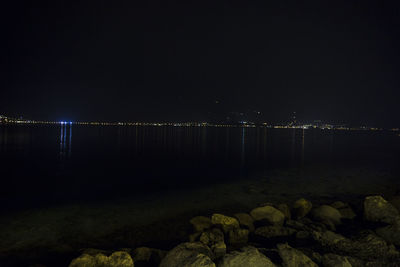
1,120,398,132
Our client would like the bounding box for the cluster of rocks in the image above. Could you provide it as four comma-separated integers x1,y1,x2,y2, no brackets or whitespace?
68,195,400,266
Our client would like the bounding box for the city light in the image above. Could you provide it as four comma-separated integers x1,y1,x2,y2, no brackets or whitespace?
0,114,393,132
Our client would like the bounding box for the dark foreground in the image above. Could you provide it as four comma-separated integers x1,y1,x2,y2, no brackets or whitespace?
0,169,400,266
15,193,400,267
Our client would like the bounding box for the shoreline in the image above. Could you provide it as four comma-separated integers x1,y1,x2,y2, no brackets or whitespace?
1,167,400,266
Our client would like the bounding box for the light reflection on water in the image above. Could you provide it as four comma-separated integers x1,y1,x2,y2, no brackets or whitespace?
59,123,72,158
0,125,399,169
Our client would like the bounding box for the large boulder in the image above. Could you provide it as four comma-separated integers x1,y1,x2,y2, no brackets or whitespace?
69,251,134,267
211,214,240,233
364,196,399,224
250,206,285,226
254,226,296,239
159,242,215,267
190,216,212,232
312,205,342,230
277,243,318,267
234,213,255,232
322,253,352,267
293,198,312,218
219,246,276,267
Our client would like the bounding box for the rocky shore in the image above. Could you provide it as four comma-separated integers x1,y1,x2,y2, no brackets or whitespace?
65,194,400,267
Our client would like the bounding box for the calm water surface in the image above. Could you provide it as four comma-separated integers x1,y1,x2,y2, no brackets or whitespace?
1,124,399,211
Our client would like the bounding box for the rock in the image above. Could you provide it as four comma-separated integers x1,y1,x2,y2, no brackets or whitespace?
311,230,347,246
69,251,134,267
322,253,352,267
277,203,291,220
190,216,212,232
234,213,255,232
228,228,249,247
293,198,312,218
197,228,226,259
211,214,240,233
159,242,215,267
200,233,212,246
211,241,226,259
250,206,285,226
300,218,329,232
312,205,342,229
376,217,400,246
69,256,91,267
199,228,224,247
277,243,318,267
312,230,400,261
219,246,276,267
254,226,296,239
364,195,399,224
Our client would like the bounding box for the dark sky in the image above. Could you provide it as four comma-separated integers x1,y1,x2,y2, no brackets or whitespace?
1,0,400,126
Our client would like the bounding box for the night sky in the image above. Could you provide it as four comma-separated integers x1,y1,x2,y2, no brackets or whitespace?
2,1,400,126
